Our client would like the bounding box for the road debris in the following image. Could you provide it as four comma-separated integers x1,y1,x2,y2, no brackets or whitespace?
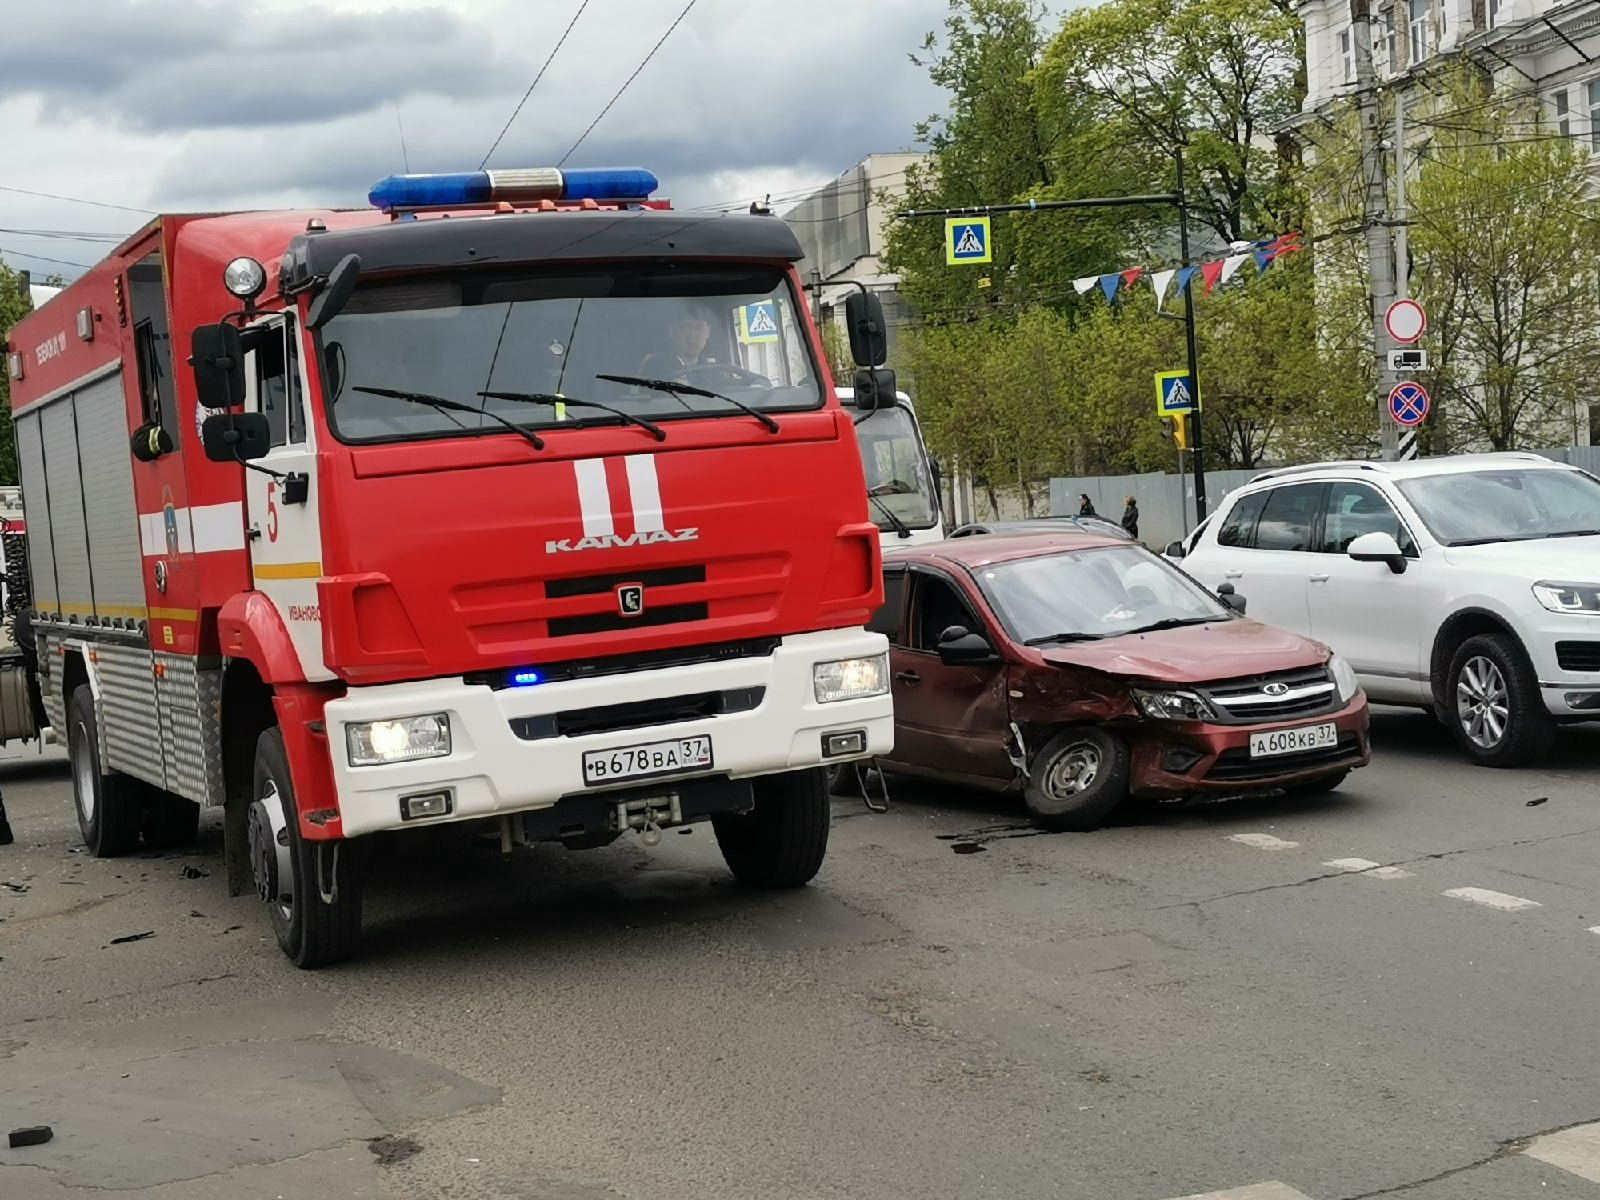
107,931,156,945
9,1125,53,1148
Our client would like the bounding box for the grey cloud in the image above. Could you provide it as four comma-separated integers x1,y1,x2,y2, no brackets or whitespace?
0,2,516,131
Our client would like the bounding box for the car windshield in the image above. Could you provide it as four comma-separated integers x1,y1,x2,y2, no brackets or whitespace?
975,544,1232,645
316,264,821,443
1396,467,1600,546
849,405,939,530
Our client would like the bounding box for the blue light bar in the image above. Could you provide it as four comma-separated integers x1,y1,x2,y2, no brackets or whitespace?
368,167,659,211
509,670,542,687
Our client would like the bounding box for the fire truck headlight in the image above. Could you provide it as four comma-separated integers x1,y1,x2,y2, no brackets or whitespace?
347,714,452,767
224,257,267,301
813,654,889,704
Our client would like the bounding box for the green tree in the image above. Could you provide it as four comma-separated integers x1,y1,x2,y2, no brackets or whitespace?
0,257,59,487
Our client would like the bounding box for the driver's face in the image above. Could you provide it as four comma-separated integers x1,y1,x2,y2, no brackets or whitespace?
671,315,710,359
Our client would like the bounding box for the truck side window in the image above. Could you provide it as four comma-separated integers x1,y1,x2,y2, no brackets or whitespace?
128,258,179,445
255,322,305,448
869,569,907,642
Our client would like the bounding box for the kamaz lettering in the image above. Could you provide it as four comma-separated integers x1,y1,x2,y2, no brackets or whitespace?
545,528,700,554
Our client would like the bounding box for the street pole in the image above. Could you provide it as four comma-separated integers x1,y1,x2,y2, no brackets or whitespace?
1393,97,1408,302
1351,0,1400,459
1175,149,1207,521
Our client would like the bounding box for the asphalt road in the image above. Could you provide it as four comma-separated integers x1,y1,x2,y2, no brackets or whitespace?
2,707,1598,1200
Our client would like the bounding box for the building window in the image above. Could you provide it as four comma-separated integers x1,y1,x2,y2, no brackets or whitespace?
1378,8,1398,71
1488,0,1502,27
1339,29,1354,81
1557,89,1571,138
1410,0,1431,62
1589,80,1600,150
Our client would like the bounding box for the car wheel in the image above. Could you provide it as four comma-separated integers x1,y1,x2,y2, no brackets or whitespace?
1447,633,1555,767
67,684,142,857
1290,768,1349,795
1023,727,1130,831
713,767,830,888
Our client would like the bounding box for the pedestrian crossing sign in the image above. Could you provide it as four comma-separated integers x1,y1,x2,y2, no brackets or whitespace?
1155,369,1199,415
738,299,780,344
945,217,992,265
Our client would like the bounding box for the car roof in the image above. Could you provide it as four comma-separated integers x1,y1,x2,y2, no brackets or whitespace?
1243,451,1575,488
885,531,1128,570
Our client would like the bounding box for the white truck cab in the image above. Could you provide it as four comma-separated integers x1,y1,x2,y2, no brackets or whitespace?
836,386,945,547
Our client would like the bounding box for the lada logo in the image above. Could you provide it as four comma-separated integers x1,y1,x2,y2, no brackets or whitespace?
1263,682,1290,696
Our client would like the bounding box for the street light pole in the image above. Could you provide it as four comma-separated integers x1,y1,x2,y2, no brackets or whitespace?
1174,149,1208,522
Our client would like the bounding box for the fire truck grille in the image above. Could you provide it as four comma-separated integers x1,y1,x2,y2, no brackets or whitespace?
549,604,708,638
466,638,780,689
546,565,705,598
510,687,765,740
544,564,709,637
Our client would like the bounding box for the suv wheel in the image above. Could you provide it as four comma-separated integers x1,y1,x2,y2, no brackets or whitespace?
1446,634,1555,767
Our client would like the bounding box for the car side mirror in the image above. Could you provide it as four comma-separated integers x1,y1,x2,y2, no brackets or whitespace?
1347,530,1407,574
1164,539,1185,559
1217,582,1247,614
844,290,888,367
937,624,997,666
202,412,271,464
189,321,245,410
852,367,897,411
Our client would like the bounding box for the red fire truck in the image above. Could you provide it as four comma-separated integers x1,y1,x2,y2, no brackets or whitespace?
2,166,898,966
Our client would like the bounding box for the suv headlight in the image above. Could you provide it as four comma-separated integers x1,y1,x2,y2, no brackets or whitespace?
1533,581,1600,614
1328,653,1360,704
347,714,452,767
813,654,889,703
1131,688,1215,722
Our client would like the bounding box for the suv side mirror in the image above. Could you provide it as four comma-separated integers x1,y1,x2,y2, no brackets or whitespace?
1347,530,1407,574
844,290,888,367
189,321,245,410
852,367,897,411
202,412,271,464
937,624,997,666
1217,582,1247,614
1164,539,1186,559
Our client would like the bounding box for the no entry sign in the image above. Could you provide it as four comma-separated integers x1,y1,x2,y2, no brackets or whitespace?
1385,298,1427,344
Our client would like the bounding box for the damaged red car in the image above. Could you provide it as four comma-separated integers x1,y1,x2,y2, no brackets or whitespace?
866,533,1371,830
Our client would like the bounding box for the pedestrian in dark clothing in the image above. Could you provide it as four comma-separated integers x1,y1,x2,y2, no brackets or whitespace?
1077,493,1096,518
1121,495,1139,540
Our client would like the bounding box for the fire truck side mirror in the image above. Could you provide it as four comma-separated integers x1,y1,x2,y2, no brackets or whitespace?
306,254,361,331
201,412,271,464
190,322,246,410
851,368,897,412
844,291,888,368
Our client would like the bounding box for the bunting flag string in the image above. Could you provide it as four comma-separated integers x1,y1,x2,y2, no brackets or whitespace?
1069,232,1305,308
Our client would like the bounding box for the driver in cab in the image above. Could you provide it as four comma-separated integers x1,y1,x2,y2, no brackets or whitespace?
639,304,717,380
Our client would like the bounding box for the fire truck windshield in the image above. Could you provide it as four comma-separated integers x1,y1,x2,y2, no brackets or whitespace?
316,264,823,443
850,406,940,531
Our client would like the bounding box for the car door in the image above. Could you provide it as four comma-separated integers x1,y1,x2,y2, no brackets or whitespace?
1307,480,1429,703
1204,483,1322,635
882,566,1013,784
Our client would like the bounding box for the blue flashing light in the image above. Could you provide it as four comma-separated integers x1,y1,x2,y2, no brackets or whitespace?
509,670,542,687
368,167,659,211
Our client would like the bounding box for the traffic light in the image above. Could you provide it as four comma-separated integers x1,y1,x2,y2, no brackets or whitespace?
1160,415,1189,449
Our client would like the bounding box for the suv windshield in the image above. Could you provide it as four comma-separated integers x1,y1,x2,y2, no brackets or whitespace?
849,405,939,530
316,264,821,443
975,544,1232,645
1396,467,1600,546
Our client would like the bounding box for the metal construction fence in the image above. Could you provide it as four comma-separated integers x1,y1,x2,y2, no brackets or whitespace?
1048,446,1600,552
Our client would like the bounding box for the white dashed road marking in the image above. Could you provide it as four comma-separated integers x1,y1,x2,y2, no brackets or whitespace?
1323,858,1414,879
1443,887,1541,912
1229,833,1300,850
1589,926,1600,936
1170,1183,1317,1200
1523,1121,1600,1183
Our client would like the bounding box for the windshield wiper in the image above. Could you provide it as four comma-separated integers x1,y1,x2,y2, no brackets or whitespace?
1120,616,1217,636
868,492,913,539
1547,529,1600,539
351,386,545,450
596,374,781,434
1024,632,1106,646
478,390,666,442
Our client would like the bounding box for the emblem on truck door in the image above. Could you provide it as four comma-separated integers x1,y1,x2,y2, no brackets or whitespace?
616,584,644,617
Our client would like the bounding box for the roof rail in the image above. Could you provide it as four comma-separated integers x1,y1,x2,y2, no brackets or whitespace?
1247,460,1387,484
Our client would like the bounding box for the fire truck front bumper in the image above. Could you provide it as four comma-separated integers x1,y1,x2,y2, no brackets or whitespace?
322,628,895,838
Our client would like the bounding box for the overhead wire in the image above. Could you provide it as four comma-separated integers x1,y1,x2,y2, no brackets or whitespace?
479,0,594,168
0,184,153,215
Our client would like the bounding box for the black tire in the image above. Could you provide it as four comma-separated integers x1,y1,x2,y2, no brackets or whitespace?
253,728,362,968
67,684,142,856
713,767,830,888
1446,633,1555,767
1023,727,1130,831
141,788,200,850
1290,768,1349,795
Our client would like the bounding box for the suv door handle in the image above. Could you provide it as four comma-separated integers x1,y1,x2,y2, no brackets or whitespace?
895,670,921,686
1223,570,1243,579
1309,573,1330,583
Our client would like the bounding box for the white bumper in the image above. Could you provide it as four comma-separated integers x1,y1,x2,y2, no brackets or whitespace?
323,628,894,837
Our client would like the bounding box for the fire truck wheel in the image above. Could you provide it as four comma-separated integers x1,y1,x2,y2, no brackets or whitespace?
252,728,362,969
141,789,200,850
712,767,830,888
67,684,142,857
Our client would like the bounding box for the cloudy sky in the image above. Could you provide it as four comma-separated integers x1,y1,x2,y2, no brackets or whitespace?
1,0,951,281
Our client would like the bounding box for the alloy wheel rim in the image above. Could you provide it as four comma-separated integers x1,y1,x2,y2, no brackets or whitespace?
1456,655,1510,749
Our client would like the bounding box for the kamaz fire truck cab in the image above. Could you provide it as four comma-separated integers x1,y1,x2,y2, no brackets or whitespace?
5,167,897,967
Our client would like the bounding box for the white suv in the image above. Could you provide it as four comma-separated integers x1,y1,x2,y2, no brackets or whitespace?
1172,453,1600,766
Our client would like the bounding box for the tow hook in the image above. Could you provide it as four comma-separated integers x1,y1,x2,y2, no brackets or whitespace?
612,793,683,846
1006,722,1029,778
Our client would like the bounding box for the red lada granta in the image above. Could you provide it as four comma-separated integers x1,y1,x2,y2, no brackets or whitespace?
866,532,1372,830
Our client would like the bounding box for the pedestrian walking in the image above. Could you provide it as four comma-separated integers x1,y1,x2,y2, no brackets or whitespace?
1121,494,1140,540
1077,493,1096,518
